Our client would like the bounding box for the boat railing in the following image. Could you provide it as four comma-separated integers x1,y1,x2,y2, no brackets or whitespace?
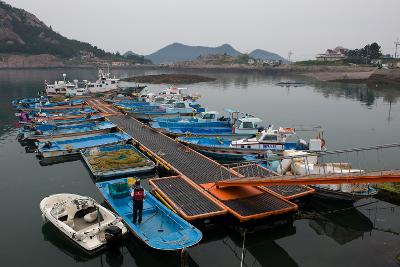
221,142,400,181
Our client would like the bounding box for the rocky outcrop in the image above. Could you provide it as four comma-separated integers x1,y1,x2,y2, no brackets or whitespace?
368,68,400,85
0,54,64,68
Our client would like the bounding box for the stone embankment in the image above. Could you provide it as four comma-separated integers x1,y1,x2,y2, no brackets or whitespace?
0,54,64,68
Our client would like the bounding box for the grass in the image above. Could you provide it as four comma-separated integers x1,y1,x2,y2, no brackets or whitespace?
376,183,400,193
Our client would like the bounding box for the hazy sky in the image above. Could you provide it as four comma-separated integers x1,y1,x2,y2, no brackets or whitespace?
6,0,400,60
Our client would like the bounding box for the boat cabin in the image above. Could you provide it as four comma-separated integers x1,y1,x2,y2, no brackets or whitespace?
45,74,80,95
86,67,120,93
197,111,219,121
232,117,262,134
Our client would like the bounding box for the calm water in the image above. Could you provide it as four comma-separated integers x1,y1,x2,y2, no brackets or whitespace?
0,68,399,267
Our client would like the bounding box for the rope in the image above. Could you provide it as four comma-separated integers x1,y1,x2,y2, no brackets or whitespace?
240,231,246,267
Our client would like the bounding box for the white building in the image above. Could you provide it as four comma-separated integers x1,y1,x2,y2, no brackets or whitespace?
316,47,346,61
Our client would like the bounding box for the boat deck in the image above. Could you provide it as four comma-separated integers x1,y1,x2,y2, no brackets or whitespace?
231,164,315,200
149,176,226,220
108,113,298,221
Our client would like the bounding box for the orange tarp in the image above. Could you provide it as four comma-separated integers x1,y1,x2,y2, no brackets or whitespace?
200,183,263,201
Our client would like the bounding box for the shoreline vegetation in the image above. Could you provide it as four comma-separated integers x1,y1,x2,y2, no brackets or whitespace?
376,183,400,205
121,74,216,84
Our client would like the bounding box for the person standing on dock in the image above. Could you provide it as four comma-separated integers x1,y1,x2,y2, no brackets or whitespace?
131,179,145,224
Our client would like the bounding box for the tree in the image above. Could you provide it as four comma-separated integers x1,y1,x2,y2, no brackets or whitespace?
345,42,382,64
368,42,382,59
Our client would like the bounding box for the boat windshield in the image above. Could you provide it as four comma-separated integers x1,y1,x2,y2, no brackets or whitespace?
242,121,254,129
202,113,216,120
262,135,278,141
174,103,186,108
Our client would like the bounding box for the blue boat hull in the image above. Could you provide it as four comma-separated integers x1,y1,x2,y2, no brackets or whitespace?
20,121,116,141
37,132,131,158
96,178,202,250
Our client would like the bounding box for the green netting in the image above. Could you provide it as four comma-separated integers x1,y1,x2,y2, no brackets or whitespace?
108,182,130,199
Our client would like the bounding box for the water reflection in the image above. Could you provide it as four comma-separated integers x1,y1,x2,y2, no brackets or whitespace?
312,81,400,107
306,197,373,245
42,223,101,262
42,222,181,267
2,68,400,267
186,224,298,267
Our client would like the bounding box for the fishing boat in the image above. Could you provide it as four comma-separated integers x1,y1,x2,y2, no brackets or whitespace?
37,132,131,158
45,73,85,95
116,85,147,95
19,121,117,142
96,178,202,250
177,127,324,159
40,193,127,252
86,67,120,93
157,116,263,138
81,144,155,179
17,107,95,120
12,96,48,107
128,101,201,121
150,111,230,129
29,115,104,125
28,114,103,125
159,87,201,101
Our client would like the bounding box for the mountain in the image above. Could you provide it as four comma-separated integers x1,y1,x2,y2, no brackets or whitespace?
249,49,287,62
0,1,148,64
146,43,242,64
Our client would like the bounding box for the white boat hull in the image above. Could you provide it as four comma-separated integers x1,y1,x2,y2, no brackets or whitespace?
40,193,127,252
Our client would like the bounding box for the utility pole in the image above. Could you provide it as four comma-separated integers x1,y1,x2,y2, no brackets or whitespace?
287,50,293,64
395,38,400,58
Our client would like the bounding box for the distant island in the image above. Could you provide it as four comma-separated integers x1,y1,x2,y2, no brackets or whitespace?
144,42,287,64
122,74,216,84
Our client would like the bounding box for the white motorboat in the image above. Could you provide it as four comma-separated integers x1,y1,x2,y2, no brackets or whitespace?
45,73,86,95
40,193,127,252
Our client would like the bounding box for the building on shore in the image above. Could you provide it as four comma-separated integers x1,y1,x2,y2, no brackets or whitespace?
316,46,346,61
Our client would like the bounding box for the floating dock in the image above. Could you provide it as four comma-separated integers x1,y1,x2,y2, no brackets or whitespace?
86,99,303,222
230,163,315,200
108,114,298,221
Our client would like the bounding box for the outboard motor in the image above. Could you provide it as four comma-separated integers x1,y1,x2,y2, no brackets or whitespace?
105,225,123,244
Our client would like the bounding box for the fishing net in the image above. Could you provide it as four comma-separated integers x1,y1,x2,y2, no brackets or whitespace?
88,149,151,171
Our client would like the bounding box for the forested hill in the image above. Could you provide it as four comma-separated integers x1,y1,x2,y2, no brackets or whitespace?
0,1,149,64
